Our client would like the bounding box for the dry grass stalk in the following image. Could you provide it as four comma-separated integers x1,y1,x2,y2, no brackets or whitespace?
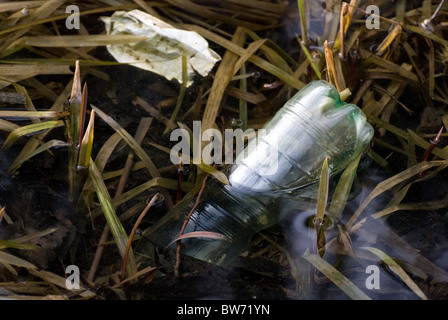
324,40,343,92
199,27,245,148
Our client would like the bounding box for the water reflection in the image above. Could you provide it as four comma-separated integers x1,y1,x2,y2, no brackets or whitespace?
277,160,448,299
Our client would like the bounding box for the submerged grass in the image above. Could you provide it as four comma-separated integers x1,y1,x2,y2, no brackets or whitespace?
302,253,371,300
89,159,137,279
0,0,447,300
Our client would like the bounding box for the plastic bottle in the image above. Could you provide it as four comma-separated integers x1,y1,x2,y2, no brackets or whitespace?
136,80,374,267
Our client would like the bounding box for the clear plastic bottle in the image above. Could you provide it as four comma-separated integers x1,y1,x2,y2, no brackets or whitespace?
136,80,374,267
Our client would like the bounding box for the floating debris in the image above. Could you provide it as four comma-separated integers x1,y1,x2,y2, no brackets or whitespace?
101,9,221,86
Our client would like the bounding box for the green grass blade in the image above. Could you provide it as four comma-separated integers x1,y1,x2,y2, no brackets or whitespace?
0,240,42,251
315,157,329,256
407,129,448,160
150,130,230,185
296,34,321,79
303,253,371,300
89,177,193,219
297,0,308,44
406,25,448,47
24,35,149,47
0,119,20,132
2,228,58,246
327,154,361,220
195,163,229,185
186,24,306,90
7,139,68,173
67,60,83,201
91,105,159,179
0,110,69,119
347,160,448,229
5,76,72,173
0,250,36,269
362,247,428,300
93,104,174,208
77,110,95,168
77,132,123,215
88,159,137,278
0,58,122,67
316,157,329,222
239,64,248,131
1,120,64,151
163,51,187,135
243,29,293,73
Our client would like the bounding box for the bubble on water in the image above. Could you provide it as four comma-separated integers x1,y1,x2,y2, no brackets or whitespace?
75,165,87,172
429,138,441,146
420,18,435,33
146,193,165,208
306,213,335,231
177,164,190,175
338,52,347,62
369,44,379,52
231,118,243,129
349,48,360,60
